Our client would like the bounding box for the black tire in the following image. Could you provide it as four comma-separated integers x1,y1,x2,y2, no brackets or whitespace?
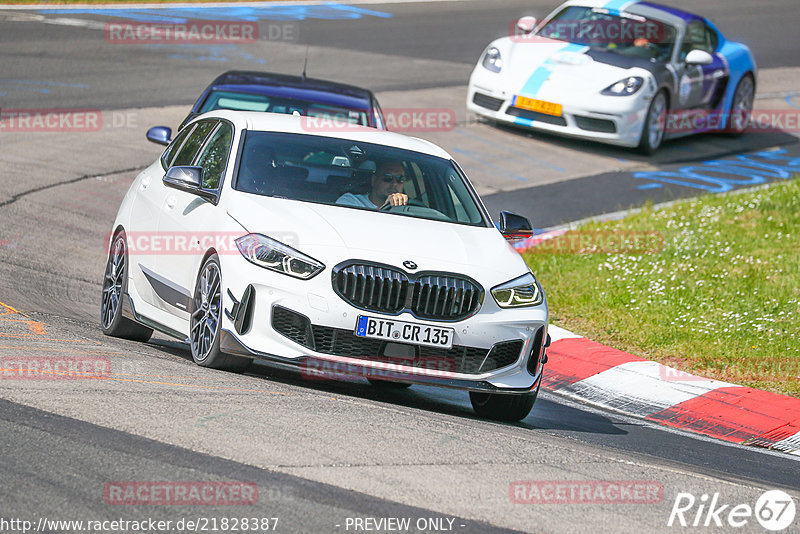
638,90,668,155
367,378,412,389
189,254,252,373
726,74,755,136
469,380,540,422
101,232,153,342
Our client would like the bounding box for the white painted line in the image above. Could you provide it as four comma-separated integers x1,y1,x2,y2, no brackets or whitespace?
559,360,736,417
548,324,582,343
771,430,800,456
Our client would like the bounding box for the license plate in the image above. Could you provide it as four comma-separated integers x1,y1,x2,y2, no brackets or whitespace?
354,315,454,349
513,95,563,116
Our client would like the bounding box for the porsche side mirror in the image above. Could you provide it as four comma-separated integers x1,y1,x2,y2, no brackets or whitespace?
146,126,172,146
685,49,713,65
516,16,537,35
498,211,533,240
163,166,218,202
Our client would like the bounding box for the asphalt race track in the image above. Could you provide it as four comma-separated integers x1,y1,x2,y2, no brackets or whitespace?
1,1,799,533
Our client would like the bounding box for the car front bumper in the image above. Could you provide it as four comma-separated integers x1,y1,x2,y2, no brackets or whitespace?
219,256,549,394
467,71,653,148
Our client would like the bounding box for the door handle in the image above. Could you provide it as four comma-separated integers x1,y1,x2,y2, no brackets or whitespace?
166,196,176,209
140,176,151,190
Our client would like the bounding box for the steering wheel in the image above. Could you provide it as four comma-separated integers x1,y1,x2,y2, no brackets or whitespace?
380,199,427,211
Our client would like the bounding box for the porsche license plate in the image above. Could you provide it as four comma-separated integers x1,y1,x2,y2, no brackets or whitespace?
355,316,454,349
513,95,563,117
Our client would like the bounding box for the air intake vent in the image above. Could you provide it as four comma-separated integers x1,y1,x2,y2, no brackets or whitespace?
472,92,504,111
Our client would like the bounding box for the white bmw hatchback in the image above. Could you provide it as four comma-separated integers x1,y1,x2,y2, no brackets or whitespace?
101,111,549,421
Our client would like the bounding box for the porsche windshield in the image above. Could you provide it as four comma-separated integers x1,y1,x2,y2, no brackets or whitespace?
235,131,490,227
538,6,675,62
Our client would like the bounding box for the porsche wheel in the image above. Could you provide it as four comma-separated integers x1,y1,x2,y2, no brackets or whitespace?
189,254,252,373
100,232,153,342
726,74,754,136
638,91,668,155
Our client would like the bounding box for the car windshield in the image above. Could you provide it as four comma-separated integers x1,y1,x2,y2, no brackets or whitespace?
538,6,676,62
235,131,490,227
200,90,370,126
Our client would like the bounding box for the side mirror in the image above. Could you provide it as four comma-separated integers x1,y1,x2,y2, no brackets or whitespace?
685,49,713,65
146,126,172,146
516,16,537,35
498,211,533,240
163,166,217,202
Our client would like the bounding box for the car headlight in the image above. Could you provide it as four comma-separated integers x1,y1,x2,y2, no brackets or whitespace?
601,76,644,96
482,47,503,73
235,233,324,280
491,272,543,308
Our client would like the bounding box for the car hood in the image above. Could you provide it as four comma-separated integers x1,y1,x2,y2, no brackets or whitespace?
225,193,527,279
495,37,653,98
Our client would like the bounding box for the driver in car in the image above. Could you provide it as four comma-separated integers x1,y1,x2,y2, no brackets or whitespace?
336,160,409,209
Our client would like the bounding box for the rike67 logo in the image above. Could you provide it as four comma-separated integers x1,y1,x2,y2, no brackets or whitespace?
668,490,796,531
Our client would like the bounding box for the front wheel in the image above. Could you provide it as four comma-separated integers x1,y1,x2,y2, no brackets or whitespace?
100,232,153,342
189,254,252,373
638,91,668,154
469,381,539,422
726,74,754,136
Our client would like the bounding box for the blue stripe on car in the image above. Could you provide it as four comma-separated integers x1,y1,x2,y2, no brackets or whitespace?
513,0,636,127
514,43,586,126
602,0,636,15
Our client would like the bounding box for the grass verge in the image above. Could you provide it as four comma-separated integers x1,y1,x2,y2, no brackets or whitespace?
523,178,800,398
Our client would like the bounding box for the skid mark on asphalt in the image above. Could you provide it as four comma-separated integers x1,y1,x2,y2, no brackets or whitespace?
0,166,145,209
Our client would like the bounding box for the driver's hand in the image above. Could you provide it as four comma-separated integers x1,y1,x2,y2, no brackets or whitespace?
634,38,649,47
384,193,408,207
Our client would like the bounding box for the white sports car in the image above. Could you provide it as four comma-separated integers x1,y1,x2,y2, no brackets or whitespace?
467,0,756,152
101,111,550,421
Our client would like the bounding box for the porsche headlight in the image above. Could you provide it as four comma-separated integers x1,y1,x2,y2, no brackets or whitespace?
601,76,644,96
235,233,324,280
491,272,543,308
482,47,503,73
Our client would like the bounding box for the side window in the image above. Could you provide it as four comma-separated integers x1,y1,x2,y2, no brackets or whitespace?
172,120,216,167
161,125,195,170
705,26,718,52
195,122,233,190
681,20,713,60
